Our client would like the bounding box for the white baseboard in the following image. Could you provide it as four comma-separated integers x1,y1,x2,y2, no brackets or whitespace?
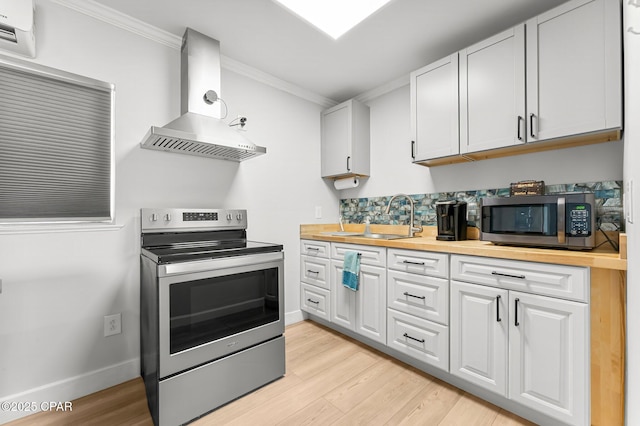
0,358,140,424
285,309,305,326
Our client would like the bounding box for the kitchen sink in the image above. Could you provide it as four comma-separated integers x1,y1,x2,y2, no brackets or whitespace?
320,232,414,239
359,233,413,240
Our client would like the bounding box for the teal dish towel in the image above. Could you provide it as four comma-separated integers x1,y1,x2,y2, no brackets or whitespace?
342,251,361,291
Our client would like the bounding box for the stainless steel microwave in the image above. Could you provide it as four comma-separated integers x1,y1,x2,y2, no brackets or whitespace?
480,193,596,250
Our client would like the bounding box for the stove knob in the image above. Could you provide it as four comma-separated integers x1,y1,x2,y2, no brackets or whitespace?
226,213,233,221
236,213,243,221
164,213,171,221
150,213,158,222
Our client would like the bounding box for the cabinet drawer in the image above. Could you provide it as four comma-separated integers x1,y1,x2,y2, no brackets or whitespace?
300,240,330,258
387,249,448,278
388,270,448,325
387,309,449,372
300,256,330,290
301,283,330,322
331,243,386,267
451,255,589,302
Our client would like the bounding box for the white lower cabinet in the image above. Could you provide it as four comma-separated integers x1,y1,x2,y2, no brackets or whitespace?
330,244,387,345
508,291,588,426
300,240,332,322
450,280,508,395
387,308,449,371
450,254,589,426
300,242,591,426
386,248,450,371
300,283,330,321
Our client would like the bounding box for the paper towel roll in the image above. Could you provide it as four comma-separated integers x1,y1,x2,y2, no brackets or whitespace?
334,177,359,190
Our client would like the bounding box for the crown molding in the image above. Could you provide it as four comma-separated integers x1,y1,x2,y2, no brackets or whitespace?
49,0,182,48
221,56,338,109
49,0,338,108
354,74,410,104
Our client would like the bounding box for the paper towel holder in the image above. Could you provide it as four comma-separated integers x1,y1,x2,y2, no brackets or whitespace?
333,176,362,190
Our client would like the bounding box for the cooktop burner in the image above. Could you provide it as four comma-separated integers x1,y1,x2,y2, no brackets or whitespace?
140,208,283,265
142,240,283,264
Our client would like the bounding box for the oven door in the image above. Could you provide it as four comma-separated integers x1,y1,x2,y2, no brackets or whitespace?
157,251,284,378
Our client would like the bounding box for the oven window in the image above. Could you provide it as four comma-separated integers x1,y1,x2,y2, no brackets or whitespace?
169,268,279,354
489,204,557,235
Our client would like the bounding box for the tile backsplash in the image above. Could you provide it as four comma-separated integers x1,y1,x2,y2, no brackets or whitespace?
340,180,623,231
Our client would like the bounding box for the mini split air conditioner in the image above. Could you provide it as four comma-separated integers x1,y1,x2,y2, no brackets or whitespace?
0,0,36,58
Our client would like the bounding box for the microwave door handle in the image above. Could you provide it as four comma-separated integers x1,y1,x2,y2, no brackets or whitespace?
558,197,566,244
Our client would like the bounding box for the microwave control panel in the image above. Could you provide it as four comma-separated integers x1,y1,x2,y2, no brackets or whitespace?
567,203,592,236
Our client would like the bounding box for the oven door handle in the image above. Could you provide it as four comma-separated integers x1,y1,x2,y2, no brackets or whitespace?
159,251,284,277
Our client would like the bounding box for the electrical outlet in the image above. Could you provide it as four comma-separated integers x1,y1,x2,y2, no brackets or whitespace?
104,313,122,337
315,206,322,219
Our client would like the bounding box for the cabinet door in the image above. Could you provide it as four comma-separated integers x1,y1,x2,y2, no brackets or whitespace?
321,102,351,177
330,261,356,331
450,281,508,396
355,264,387,344
321,99,370,178
460,25,525,153
509,292,589,426
410,54,459,161
526,0,622,142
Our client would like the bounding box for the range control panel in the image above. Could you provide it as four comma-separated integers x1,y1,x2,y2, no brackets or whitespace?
141,208,247,232
567,203,592,236
183,212,219,221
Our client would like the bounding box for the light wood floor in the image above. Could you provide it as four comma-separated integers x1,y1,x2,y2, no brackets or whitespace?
7,321,535,425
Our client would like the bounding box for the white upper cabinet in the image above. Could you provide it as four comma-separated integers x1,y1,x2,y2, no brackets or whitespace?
460,25,525,153
410,0,622,164
526,0,622,142
410,54,459,161
321,99,370,178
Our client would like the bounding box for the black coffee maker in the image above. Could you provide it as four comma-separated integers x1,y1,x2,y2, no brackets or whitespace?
436,200,467,241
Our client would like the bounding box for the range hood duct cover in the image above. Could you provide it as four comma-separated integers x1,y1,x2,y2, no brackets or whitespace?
140,28,266,162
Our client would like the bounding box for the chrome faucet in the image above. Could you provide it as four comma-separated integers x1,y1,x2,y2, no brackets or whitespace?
385,194,423,237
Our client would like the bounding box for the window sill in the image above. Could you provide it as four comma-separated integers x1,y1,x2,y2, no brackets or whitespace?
0,223,125,235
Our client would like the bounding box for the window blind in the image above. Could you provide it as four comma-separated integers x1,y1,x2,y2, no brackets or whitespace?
0,58,114,222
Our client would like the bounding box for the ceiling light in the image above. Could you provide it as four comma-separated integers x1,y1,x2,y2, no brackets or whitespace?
274,0,393,40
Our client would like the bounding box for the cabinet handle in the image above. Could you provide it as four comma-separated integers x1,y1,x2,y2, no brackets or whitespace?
411,140,416,159
307,298,320,305
307,269,319,275
403,332,425,344
529,113,536,138
402,260,425,266
306,247,320,252
514,298,520,326
491,271,526,280
517,116,523,141
403,291,426,300
346,156,351,172
496,295,502,322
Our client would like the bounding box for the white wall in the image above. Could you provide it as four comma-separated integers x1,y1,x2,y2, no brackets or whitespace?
341,84,624,200
0,0,630,423
0,1,337,422
624,2,640,425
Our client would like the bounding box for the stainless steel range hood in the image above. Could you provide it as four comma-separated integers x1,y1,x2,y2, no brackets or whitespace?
141,28,266,161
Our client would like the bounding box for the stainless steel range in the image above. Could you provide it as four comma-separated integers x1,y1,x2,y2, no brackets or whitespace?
139,208,285,426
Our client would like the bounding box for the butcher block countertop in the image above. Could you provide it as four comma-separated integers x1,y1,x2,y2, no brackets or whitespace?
300,224,627,271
